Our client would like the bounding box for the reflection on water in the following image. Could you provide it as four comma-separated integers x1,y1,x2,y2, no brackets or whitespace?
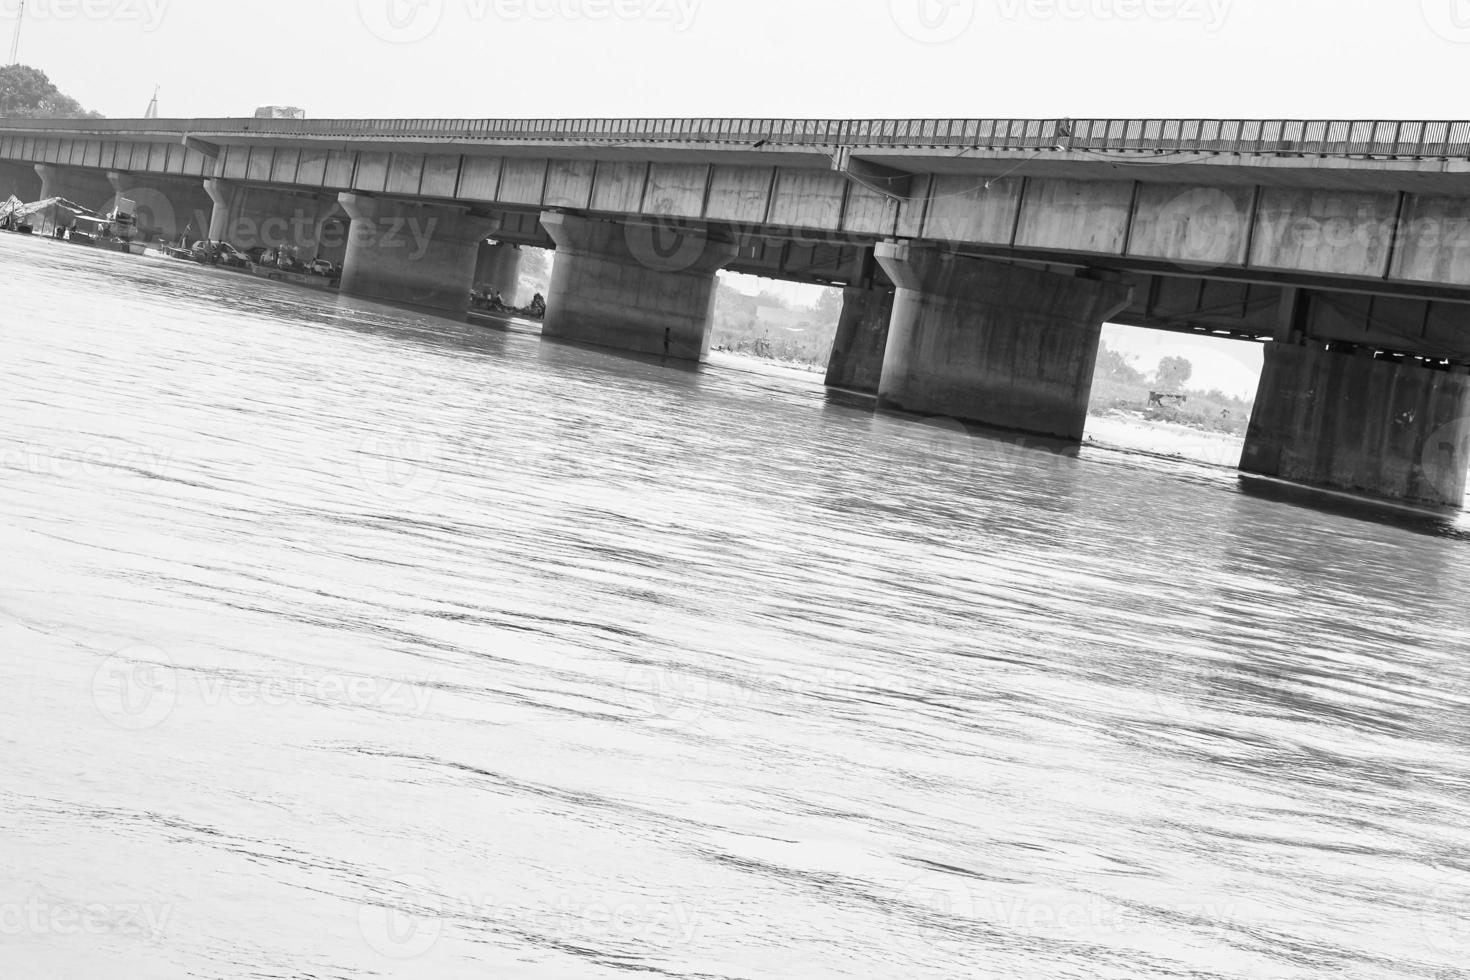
2,232,1469,979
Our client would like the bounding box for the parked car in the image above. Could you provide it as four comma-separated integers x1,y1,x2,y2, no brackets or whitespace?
215,243,250,268
190,241,249,268
308,258,341,278
244,246,271,265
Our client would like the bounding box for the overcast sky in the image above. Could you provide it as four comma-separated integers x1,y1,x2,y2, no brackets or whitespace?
4,0,1467,121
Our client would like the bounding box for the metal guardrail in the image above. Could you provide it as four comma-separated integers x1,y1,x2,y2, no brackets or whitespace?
2,117,1470,158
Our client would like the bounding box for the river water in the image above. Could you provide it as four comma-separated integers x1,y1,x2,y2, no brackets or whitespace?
3,232,1469,980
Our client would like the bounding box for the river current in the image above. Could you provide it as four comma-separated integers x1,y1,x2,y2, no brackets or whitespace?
2,232,1469,979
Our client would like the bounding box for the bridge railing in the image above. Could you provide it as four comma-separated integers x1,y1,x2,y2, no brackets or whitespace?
4,117,1470,158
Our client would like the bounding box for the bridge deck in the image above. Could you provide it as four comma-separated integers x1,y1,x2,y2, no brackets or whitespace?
3,117,1470,160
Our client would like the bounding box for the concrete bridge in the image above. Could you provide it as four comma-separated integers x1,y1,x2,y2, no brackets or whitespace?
4,116,1470,509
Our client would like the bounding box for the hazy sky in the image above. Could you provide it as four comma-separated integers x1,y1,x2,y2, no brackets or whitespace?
4,0,1466,121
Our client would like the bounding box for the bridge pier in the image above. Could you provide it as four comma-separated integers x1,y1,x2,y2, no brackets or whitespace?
205,179,335,251
1241,342,1470,508
474,241,523,306
824,284,895,394
540,212,737,361
338,193,497,315
35,164,115,212
874,244,1133,441
108,172,213,243
0,160,41,202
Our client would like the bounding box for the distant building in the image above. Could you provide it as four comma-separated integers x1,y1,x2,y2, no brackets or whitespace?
254,106,306,120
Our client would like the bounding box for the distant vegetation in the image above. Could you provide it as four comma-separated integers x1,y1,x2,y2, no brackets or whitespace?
709,282,841,367
0,65,103,119
1090,342,1254,436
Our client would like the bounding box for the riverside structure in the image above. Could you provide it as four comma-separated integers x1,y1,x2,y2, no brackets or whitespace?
3,116,1470,508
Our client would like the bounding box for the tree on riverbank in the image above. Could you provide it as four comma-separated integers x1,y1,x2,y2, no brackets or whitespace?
0,65,103,119
1089,342,1252,435
709,284,841,366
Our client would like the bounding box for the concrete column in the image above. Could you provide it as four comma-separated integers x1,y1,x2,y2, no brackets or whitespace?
874,244,1134,441
205,179,335,250
824,285,895,394
338,193,498,315
107,172,213,243
540,212,738,360
35,164,115,211
0,160,41,202
474,242,523,305
1241,342,1470,508
311,207,351,267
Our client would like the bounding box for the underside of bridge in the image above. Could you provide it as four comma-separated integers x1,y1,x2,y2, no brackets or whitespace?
0,160,40,203
6,117,1470,509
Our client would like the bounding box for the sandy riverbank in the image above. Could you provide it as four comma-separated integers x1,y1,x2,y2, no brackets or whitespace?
1084,410,1245,469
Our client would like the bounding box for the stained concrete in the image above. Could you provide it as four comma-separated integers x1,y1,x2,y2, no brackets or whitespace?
1241,342,1470,507
540,212,737,361
108,172,213,242
206,179,336,250
35,164,115,211
875,244,1133,441
339,193,498,315
824,285,894,394
0,161,41,202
